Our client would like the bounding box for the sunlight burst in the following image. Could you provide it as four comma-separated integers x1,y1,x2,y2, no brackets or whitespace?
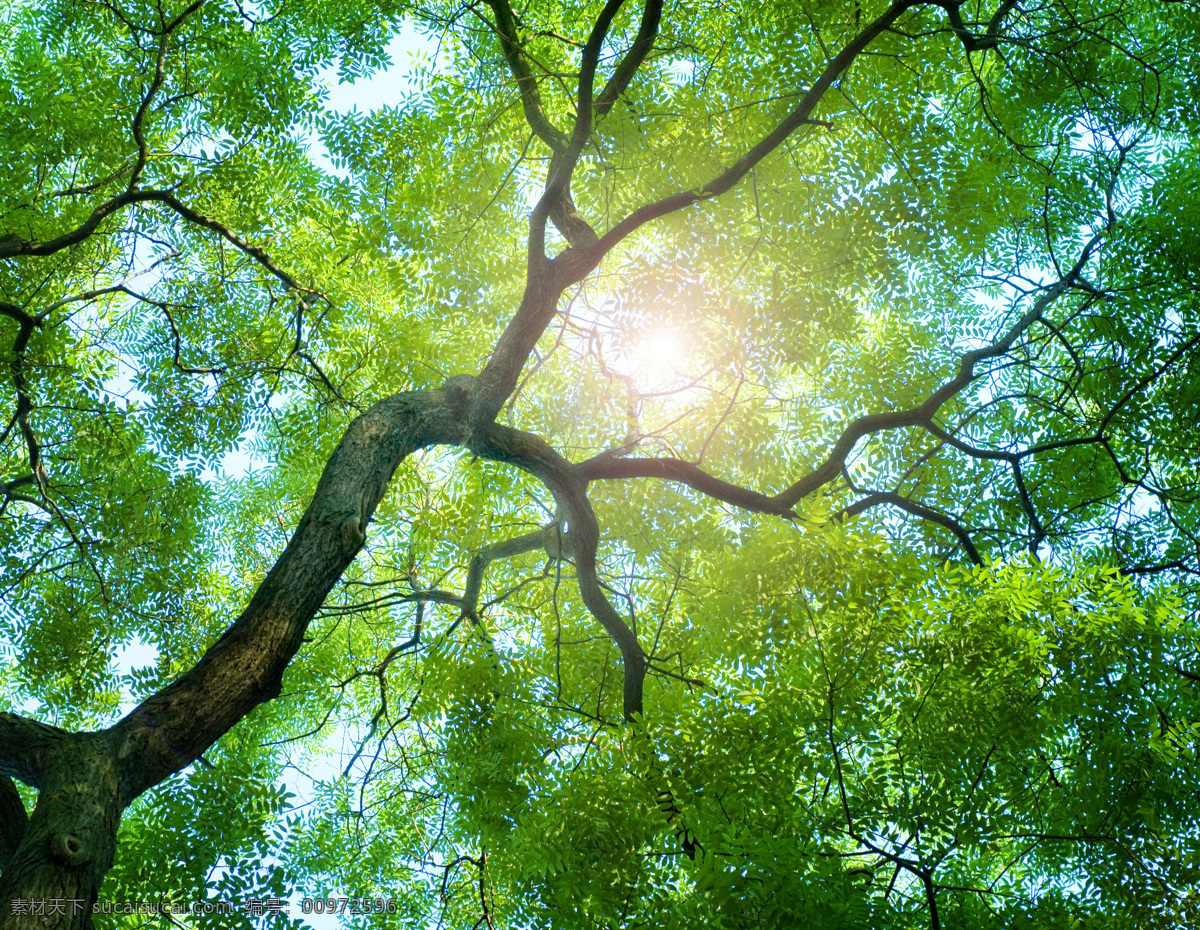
632,328,688,388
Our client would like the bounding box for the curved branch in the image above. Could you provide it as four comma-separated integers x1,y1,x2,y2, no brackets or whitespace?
594,0,663,118
467,424,645,718
1,302,45,485
561,0,1025,282
1,2,207,263
0,302,38,333
482,0,568,151
922,421,1044,553
0,713,68,788
461,526,551,622
571,507,647,720
145,191,319,306
0,188,155,259
836,491,982,564
1,300,112,596
536,0,645,251
129,0,206,190
110,385,467,801
0,189,319,315
934,0,1019,53
579,455,795,517
543,161,601,248
482,0,1017,423
568,258,1093,562
775,259,1093,510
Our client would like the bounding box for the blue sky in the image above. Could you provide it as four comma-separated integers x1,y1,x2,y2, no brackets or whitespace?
305,24,443,177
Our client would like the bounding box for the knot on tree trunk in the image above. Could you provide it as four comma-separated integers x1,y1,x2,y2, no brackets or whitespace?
441,375,476,416
440,374,481,445
339,512,367,550
49,833,88,867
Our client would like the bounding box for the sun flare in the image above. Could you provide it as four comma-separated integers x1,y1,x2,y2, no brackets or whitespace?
632,329,688,386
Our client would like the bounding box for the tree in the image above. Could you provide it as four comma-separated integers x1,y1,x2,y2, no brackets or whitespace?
2,0,1200,925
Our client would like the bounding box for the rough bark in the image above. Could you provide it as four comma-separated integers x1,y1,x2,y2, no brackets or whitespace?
110,388,463,800
0,737,120,930
0,776,28,875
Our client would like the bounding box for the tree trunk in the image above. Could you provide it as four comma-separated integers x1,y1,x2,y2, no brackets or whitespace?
0,389,466,928
0,737,120,930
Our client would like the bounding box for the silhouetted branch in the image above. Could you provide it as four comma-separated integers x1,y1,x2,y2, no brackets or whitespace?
129,0,207,189
934,0,1019,52
569,0,926,276
579,456,795,517
594,0,663,118
775,246,1098,510
461,526,551,623
836,491,982,564
482,0,568,151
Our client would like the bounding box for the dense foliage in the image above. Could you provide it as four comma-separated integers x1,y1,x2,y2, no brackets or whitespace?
3,0,1200,927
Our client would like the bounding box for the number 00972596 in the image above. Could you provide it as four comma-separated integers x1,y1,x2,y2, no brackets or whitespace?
300,898,397,915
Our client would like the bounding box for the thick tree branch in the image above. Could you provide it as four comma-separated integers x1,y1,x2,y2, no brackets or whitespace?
568,491,647,720
467,423,645,718
484,0,1016,428
0,735,121,930
533,0,631,247
934,0,1019,52
0,713,68,788
568,254,1094,563
575,0,629,137
473,268,561,423
461,526,550,622
472,420,579,485
543,161,601,249
579,455,795,518
2,383,467,912
110,385,467,801
0,302,38,333
1,303,45,485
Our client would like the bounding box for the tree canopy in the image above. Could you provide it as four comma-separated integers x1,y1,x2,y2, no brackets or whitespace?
3,0,1200,926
